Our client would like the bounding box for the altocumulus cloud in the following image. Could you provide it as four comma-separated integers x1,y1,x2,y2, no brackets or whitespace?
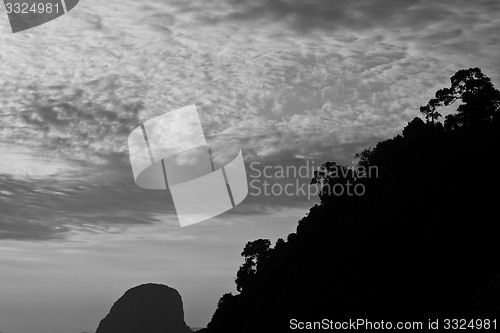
1,0,499,242
0,1,499,331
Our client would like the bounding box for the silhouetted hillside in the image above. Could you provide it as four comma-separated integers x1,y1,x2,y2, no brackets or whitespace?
95,283,192,333
206,68,500,332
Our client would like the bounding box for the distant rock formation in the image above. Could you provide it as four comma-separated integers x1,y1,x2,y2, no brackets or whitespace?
96,283,192,333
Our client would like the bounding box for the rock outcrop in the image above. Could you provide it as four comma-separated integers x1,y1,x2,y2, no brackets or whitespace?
96,283,192,333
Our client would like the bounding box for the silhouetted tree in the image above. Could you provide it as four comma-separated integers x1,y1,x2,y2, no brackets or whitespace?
401,117,426,139
420,67,500,129
206,68,500,333
420,98,442,124
235,239,271,292
310,161,359,204
477,274,500,316
274,238,285,251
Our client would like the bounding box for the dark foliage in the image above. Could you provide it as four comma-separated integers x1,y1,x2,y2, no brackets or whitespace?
206,68,500,333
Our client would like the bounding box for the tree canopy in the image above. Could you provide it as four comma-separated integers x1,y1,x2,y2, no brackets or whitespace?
420,67,500,128
204,68,500,333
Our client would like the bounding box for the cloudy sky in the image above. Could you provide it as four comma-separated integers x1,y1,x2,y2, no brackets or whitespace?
1,0,499,332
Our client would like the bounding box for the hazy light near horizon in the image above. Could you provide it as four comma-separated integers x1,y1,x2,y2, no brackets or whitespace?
0,0,499,332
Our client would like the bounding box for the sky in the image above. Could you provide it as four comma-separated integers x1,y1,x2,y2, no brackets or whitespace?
1,0,499,332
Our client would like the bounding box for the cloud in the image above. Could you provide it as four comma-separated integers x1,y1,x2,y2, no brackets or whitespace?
1,0,499,242
1,1,499,332
191,0,458,34
0,157,180,241
15,78,143,162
